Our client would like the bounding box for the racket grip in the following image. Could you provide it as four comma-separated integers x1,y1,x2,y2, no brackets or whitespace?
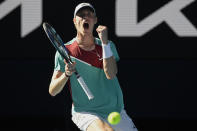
77,77,94,100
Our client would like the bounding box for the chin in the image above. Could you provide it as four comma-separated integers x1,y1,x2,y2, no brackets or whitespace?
83,30,92,34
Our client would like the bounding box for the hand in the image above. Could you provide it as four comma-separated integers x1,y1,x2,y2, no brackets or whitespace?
96,25,108,44
64,60,76,77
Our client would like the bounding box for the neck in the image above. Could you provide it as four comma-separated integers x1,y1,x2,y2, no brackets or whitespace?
76,32,95,51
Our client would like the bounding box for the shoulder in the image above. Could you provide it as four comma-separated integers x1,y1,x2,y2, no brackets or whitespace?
65,38,78,52
55,38,76,59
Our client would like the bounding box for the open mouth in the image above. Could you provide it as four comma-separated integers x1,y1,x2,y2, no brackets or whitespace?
83,23,89,29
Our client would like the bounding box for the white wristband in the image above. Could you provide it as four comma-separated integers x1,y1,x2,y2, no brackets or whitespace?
102,43,113,59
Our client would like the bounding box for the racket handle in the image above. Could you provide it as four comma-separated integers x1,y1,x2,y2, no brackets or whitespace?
77,77,94,100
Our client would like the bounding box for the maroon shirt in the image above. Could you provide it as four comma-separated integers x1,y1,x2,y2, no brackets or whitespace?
66,40,103,69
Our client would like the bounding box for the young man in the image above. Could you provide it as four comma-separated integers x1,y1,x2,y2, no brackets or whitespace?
49,3,138,131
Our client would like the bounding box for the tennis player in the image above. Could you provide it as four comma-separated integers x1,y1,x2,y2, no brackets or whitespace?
49,3,138,131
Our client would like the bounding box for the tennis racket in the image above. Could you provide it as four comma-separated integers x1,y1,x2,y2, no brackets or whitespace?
42,22,94,100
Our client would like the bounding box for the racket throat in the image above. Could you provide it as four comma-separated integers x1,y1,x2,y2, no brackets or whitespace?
74,72,80,79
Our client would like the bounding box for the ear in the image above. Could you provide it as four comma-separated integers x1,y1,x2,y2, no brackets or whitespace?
73,17,76,25
94,17,97,25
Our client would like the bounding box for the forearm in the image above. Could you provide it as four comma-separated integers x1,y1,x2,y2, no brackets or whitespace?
103,56,118,79
101,41,118,79
97,25,118,79
49,73,69,96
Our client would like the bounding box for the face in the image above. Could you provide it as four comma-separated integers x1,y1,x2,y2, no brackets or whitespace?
73,8,97,35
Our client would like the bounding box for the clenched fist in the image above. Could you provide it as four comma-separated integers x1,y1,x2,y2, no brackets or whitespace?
64,60,76,77
96,25,108,44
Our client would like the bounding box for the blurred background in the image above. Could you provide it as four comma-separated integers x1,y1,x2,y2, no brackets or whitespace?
0,0,197,130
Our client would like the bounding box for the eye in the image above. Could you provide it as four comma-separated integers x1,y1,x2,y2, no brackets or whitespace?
76,12,84,18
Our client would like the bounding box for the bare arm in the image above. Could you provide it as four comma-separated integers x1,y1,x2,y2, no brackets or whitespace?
96,25,118,79
103,56,118,79
49,61,76,96
49,70,69,96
